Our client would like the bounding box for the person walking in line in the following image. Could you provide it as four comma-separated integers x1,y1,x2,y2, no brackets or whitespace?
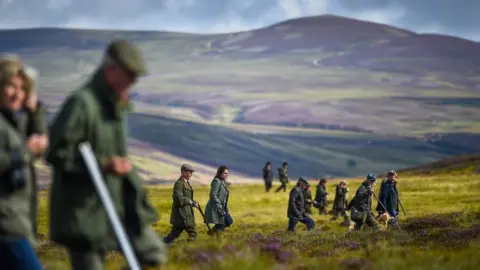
164,164,199,244
205,166,233,237
262,161,274,192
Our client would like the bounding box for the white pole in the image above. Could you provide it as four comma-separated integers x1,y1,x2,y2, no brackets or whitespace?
79,142,141,270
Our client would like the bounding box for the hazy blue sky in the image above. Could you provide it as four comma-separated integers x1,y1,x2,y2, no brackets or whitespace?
0,0,478,41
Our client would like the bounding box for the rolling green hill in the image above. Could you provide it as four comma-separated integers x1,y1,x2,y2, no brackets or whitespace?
392,153,480,176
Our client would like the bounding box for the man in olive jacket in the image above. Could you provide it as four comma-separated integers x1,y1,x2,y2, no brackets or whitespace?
351,174,381,231
46,39,167,270
287,177,315,232
314,178,328,214
164,164,198,244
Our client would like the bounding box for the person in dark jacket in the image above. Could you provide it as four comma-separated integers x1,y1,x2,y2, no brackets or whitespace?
262,161,274,192
275,161,289,192
287,177,315,232
303,183,313,215
350,174,381,231
331,180,351,226
378,171,399,224
164,164,198,244
313,178,328,214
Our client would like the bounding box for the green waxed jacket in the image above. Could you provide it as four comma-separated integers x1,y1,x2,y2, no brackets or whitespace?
0,110,34,245
169,178,195,228
205,178,229,225
46,70,158,251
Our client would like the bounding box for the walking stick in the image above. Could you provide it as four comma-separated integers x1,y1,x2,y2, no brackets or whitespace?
79,142,141,270
372,192,403,231
196,205,212,233
398,197,407,216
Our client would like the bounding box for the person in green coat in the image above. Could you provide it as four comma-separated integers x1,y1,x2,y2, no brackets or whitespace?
0,59,44,269
275,161,289,192
45,39,167,270
350,174,381,231
313,178,329,214
205,166,232,237
330,180,351,226
164,164,199,244
0,55,49,238
303,183,313,215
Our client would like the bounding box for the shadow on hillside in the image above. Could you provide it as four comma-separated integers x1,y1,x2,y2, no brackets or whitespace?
127,113,479,178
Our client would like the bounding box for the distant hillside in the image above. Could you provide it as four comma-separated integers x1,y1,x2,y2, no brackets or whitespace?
393,153,480,176
3,14,480,180
208,15,480,75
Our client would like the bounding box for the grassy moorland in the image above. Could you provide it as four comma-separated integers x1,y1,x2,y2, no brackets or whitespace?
36,171,480,269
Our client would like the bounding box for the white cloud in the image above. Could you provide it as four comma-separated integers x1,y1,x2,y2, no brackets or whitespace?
0,0,476,41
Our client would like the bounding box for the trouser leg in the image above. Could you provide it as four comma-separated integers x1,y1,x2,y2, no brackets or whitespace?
68,250,105,270
300,216,315,231
163,226,184,244
185,225,197,242
287,218,299,232
365,212,382,232
0,238,43,270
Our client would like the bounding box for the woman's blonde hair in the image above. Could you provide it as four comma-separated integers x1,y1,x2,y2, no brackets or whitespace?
339,180,347,186
0,59,23,92
0,54,39,100
20,65,38,98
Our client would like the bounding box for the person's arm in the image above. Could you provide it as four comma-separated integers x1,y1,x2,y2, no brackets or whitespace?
379,184,389,213
26,101,48,135
209,179,223,212
289,188,302,217
346,196,355,210
45,95,88,173
314,186,323,202
385,185,395,215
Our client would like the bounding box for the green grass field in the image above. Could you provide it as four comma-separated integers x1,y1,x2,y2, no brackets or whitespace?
36,173,480,269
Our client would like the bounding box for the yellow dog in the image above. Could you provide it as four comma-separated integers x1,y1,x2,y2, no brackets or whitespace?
376,212,392,231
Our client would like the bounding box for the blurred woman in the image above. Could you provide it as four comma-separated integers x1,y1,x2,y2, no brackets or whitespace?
205,166,233,237
0,59,45,269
